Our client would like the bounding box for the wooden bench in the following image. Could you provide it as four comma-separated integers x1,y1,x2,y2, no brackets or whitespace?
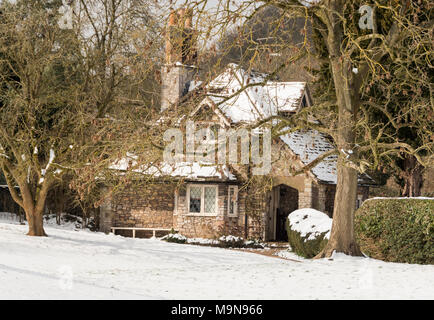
110,227,175,238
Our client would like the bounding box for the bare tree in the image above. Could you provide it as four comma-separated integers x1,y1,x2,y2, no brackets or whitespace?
173,0,433,257
0,0,162,236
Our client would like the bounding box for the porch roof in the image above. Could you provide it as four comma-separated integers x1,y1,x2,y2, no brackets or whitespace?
109,155,237,182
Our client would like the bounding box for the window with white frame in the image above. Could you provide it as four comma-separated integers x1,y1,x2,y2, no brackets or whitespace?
227,186,238,216
188,185,218,215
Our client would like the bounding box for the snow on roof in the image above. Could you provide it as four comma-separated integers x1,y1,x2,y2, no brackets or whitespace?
109,154,236,181
279,129,376,185
146,162,236,181
188,80,203,92
206,64,306,123
280,129,338,183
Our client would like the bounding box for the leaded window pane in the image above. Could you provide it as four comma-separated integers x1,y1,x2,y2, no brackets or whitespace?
204,187,216,213
189,186,201,213
229,187,235,214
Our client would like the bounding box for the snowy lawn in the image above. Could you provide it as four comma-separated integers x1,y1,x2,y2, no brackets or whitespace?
0,221,433,299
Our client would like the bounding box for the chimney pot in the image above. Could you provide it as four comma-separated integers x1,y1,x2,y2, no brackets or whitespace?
168,11,178,26
184,9,192,29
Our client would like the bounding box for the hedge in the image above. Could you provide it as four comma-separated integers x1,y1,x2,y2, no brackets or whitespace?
286,209,331,259
355,198,434,264
162,233,187,244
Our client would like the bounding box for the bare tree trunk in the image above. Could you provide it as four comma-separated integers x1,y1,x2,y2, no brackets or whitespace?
316,160,362,257
316,51,363,257
82,210,87,229
25,206,47,237
400,155,424,197
20,182,49,237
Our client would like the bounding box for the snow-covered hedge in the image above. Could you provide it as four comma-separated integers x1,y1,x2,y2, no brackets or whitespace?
286,208,332,258
218,235,245,248
355,198,434,264
161,233,187,244
162,233,265,248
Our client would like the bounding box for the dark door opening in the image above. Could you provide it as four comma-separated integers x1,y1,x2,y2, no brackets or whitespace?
275,185,299,241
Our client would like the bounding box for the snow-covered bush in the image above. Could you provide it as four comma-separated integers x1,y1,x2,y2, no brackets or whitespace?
162,233,187,244
243,239,266,249
355,198,434,264
44,213,96,230
186,236,264,248
161,233,265,248
286,208,332,258
218,235,244,248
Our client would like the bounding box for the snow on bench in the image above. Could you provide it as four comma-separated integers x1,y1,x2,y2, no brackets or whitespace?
110,227,175,238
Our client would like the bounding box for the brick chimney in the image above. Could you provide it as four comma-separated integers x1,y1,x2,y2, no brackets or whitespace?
161,8,197,112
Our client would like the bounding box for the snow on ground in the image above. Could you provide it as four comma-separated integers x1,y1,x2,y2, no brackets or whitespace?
0,220,433,300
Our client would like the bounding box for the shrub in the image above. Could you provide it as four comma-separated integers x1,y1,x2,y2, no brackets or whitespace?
243,239,266,249
286,208,331,258
186,236,265,248
218,235,245,248
355,198,434,264
162,233,187,244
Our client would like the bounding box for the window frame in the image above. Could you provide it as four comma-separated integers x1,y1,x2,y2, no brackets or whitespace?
187,184,219,216
227,185,238,217
356,194,364,209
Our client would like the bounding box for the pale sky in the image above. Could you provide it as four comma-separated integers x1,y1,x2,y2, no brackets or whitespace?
158,0,257,46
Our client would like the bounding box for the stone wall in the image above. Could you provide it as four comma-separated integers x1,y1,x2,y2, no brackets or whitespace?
174,183,245,238
322,184,370,217
244,188,266,240
298,179,317,209
324,184,336,217
358,186,370,203
103,181,253,239
101,178,370,240
110,183,175,236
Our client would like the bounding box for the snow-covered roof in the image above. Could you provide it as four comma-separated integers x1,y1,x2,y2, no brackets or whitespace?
109,154,236,181
154,65,374,185
204,64,306,123
146,162,236,181
279,129,375,185
280,129,338,183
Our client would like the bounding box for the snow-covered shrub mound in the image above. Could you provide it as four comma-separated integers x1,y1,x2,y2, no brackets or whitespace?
218,235,244,248
162,233,187,244
44,213,96,230
162,234,265,248
243,239,266,249
355,198,434,264
186,236,265,248
187,238,220,245
286,208,332,258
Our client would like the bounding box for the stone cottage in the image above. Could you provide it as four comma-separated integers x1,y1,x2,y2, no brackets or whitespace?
99,8,374,241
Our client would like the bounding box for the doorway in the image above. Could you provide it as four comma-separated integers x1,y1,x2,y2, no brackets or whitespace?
267,184,299,241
